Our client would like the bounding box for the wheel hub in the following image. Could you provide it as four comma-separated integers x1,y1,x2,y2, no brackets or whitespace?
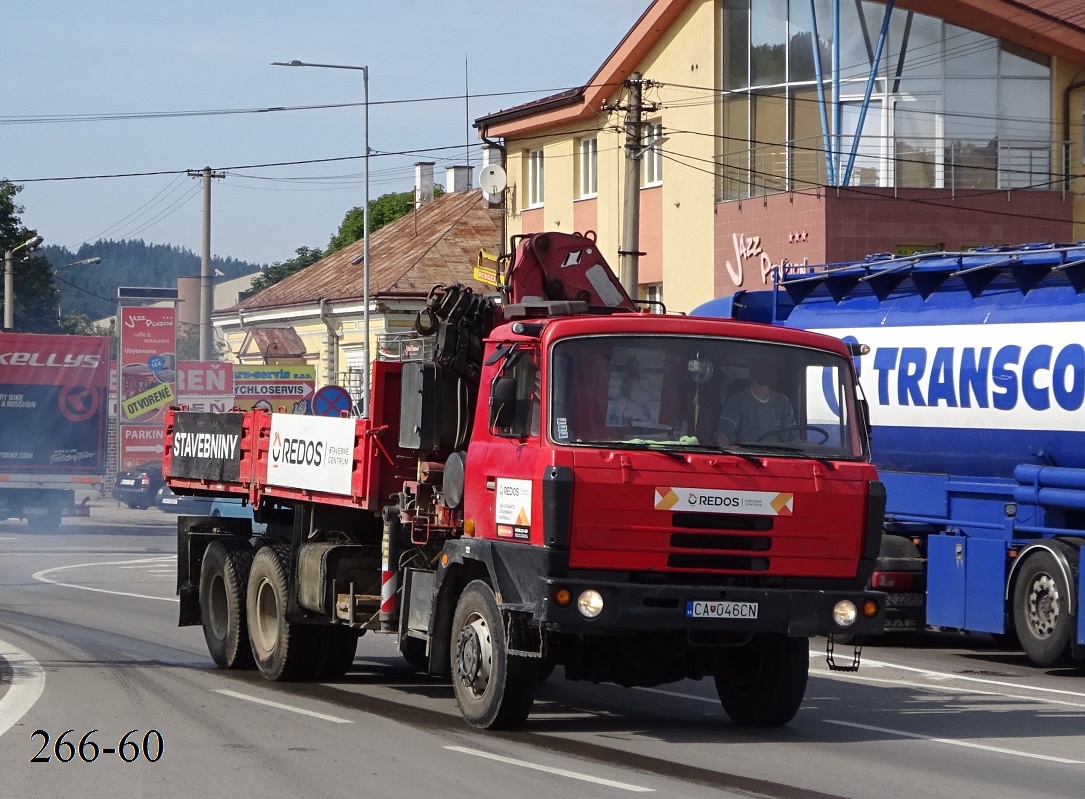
455,615,491,696
1027,574,1060,638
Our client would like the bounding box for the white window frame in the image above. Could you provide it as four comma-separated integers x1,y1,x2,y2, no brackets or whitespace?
527,148,545,208
641,122,664,187
578,137,598,198
645,283,664,313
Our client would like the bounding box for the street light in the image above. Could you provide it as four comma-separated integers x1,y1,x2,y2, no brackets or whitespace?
4,234,44,331
272,58,371,418
54,256,102,317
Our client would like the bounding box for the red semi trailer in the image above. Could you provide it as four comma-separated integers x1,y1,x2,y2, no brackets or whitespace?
166,231,885,729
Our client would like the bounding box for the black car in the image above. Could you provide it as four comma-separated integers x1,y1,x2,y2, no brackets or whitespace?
155,484,216,515
113,459,165,510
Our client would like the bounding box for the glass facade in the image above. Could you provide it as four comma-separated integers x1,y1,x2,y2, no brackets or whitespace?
721,0,1052,199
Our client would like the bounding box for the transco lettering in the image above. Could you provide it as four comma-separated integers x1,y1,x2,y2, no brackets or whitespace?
871,344,1085,412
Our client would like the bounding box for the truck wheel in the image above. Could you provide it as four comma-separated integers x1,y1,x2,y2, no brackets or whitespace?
27,505,63,534
451,580,538,730
200,539,255,669
400,636,429,671
714,634,809,727
315,627,359,679
246,545,318,680
1013,551,1073,666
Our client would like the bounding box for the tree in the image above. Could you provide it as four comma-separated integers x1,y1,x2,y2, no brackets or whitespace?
250,246,324,294
175,320,228,361
325,186,445,255
0,179,56,333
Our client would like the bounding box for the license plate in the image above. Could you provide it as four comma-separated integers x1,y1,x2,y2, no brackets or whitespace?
685,600,759,620
120,479,135,486
885,593,924,607
163,497,178,505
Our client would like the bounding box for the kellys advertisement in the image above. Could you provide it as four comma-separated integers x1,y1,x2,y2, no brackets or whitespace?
0,333,109,473
119,307,176,425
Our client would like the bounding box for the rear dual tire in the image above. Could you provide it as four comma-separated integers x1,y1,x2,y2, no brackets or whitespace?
200,539,255,669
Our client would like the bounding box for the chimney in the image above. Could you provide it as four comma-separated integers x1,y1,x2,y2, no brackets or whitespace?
445,165,473,193
414,161,435,208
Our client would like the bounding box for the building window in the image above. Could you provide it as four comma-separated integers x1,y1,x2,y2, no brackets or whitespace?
642,122,663,187
527,148,545,207
578,137,598,198
721,1,1051,197
645,283,664,313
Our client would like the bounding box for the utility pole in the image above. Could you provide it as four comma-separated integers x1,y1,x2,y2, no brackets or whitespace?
188,167,225,361
613,73,659,300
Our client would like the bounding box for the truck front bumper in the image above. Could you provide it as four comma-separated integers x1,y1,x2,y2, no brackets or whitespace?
537,576,885,638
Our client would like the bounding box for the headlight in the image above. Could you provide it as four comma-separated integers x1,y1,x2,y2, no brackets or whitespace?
832,600,858,628
577,589,604,618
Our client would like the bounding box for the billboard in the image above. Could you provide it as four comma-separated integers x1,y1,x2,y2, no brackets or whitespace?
119,306,176,425
119,425,164,471
0,333,109,473
233,364,315,414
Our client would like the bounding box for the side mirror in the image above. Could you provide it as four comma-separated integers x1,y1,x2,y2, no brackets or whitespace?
489,375,518,432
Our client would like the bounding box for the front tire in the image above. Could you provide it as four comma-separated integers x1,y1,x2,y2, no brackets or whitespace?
714,634,809,727
1013,551,1073,667
245,545,319,680
400,635,429,671
451,580,538,730
200,539,255,669
315,627,359,679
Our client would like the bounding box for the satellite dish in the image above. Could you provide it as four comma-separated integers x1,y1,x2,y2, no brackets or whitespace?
478,164,507,195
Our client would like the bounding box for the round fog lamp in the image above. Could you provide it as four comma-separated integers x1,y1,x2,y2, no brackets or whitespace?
577,589,604,619
832,600,858,628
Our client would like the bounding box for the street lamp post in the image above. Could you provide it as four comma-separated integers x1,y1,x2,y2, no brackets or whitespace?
3,234,44,331
272,59,371,418
54,256,102,317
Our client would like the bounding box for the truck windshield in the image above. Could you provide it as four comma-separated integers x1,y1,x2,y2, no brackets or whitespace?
548,335,865,459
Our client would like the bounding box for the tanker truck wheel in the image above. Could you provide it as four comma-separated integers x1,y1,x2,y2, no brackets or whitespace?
714,634,808,727
1013,551,1073,667
451,580,538,730
200,539,255,669
246,545,319,680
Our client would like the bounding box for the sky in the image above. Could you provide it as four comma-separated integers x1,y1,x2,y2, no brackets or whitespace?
1,1,649,267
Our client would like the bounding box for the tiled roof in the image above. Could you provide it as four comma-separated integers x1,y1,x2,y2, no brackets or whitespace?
245,327,307,358
228,189,501,313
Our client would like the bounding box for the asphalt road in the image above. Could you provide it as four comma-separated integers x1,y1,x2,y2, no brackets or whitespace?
1,500,1083,799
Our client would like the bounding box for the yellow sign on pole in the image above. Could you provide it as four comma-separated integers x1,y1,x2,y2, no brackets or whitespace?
122,381,176,421
473,249,500,287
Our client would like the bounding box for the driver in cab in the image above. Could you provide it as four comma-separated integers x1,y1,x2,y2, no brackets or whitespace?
716,359,795,445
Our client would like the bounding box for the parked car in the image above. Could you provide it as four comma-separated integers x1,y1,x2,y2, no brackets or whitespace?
208,497,266,533
155,484,216,515
113,460,165,510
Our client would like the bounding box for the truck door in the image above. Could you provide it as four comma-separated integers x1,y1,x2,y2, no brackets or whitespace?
464,346,544,544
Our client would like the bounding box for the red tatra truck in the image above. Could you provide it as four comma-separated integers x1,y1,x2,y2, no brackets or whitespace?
166,231,885,730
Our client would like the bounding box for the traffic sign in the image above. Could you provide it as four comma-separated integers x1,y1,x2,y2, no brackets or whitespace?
311,384,353,417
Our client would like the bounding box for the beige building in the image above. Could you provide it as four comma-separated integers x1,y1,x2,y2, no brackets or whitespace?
477,0,1085,311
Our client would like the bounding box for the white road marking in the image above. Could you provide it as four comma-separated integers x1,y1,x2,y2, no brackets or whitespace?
838,672,1085,709
634,686,717,704
214,689,353,724
858,655,1085,700
0,637,46,739
825,719,1084,764
446,746,655,792
0,536,17,540
32,556,178,602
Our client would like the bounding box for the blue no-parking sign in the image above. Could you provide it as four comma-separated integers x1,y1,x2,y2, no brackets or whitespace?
311,384,353,417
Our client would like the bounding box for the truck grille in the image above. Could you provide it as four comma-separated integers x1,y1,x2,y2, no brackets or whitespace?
667,553,770,571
